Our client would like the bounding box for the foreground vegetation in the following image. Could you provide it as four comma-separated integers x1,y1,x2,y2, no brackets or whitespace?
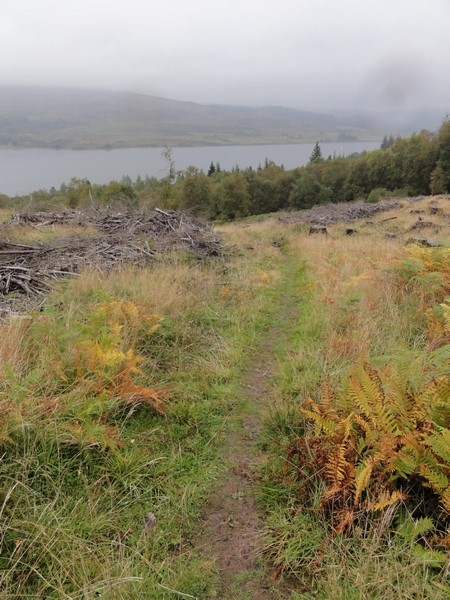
0,237,287,597
253,198,450,598
0,192,448,597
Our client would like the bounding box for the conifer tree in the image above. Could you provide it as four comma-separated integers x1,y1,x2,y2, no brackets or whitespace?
309,141,323,163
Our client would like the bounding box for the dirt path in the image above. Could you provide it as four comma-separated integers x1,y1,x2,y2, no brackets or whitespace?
192,271,298,599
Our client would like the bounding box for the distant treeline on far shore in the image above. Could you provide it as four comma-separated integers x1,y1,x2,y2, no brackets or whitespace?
2,119,450,220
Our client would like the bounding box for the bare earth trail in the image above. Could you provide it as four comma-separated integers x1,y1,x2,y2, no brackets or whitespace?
192,259,300,600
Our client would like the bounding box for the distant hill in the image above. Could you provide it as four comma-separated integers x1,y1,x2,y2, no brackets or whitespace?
0,86,445,149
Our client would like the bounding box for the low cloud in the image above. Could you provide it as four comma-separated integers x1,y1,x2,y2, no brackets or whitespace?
1,0,449,111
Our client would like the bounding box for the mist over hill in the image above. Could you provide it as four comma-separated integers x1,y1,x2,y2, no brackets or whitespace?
0,86,446,149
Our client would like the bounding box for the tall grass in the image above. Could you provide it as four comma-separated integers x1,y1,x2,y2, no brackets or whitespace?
0,231,287,598
260,216,450,597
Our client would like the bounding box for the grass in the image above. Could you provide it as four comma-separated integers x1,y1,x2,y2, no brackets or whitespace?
0,195,448,598
254,200,450,598
0,229,289,597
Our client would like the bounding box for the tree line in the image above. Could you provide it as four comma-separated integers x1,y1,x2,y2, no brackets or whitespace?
2,119,450,220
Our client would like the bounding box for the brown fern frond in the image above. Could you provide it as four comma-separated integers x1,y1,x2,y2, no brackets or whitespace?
354,414,370,433
441,488,450,513
325,440,349,486
322,483,344,501
441,303,450,333
317,379,335,412
418,464,449,493
120,383,168,414
337,412,356,440
363,362,386,404
334,508,355,533
367,489,406,512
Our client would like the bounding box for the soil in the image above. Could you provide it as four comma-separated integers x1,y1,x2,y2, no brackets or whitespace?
191,289,297,599
193,363,273,598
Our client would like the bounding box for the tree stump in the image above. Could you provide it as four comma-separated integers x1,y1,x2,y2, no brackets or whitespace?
406,237,441,248
309,225,328,235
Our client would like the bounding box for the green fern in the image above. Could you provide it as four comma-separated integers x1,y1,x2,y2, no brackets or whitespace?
426,428,450,465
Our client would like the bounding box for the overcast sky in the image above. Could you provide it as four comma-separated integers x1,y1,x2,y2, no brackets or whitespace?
1,0,449,111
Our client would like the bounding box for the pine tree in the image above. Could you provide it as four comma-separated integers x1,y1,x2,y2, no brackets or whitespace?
207,161,216,176
309,141,323,163
381,134,395,149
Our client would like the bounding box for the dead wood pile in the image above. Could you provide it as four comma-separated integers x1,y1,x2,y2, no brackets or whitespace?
0,208,222,309
6,210,87,227
277,198,408,226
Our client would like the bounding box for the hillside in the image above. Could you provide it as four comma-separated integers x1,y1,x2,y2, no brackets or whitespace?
0,85,380,149
0,197,448,598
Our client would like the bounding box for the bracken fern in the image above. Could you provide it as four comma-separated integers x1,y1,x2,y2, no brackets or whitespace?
288,363,450,538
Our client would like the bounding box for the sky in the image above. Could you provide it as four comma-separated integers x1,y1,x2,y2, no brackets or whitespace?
1,0,449,112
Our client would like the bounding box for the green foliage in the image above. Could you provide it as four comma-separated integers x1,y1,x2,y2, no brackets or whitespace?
213,172,251,220
266,510,326,578
4,120,449,218
100,180,138,206
66,176,92,207
430,161,448,194
180,166,212,216
245,170,280,214
288,172,332,209
435,117,450,191
366,187,391,203
380,134,395,149
309,141,323,164
319,158,352,202
366,187,409,203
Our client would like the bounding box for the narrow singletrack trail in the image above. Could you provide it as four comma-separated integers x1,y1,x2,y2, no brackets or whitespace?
192,258,300,599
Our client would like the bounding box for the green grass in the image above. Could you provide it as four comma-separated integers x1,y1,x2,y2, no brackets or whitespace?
0,209,448,598
257,230,450,599
0,225,292,598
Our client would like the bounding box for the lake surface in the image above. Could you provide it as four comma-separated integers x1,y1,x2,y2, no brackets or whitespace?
0,141,380,196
